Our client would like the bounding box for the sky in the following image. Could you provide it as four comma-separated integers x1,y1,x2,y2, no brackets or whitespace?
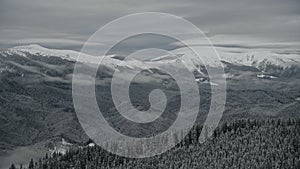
0,0,299,54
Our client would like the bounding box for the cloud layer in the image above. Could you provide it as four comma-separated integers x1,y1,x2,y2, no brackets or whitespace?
0,0,299,54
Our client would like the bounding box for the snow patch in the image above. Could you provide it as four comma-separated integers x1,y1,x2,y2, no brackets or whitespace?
222,73,235,79
50,138,73,155
88,143,96,147
257,74,278,79
195,77,218,86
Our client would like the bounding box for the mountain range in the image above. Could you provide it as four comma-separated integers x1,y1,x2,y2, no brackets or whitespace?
0,44,300,168
2,44,300,76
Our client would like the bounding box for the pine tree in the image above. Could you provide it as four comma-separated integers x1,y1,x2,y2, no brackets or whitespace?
28,158,34,169
9,164,16,169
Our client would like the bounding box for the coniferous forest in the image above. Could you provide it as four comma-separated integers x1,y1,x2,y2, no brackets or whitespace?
10,118,300,169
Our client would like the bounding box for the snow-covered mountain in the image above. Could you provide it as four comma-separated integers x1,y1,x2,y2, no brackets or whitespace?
1,44,87,61
151,46,300,77
171,47,300,70
1,44,300,76
1,44,300,169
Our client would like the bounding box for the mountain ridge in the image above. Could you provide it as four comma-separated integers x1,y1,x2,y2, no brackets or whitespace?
1,44,300,75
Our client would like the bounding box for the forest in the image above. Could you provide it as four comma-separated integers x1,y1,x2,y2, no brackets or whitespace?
9,118,300,169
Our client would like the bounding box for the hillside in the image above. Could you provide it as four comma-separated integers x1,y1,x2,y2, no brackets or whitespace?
16,118,300,169
1,45,300,168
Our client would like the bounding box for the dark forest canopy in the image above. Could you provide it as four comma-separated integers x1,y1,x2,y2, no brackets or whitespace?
11,118,300,169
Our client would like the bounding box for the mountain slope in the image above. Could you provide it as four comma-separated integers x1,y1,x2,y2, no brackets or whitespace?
0,45,300,169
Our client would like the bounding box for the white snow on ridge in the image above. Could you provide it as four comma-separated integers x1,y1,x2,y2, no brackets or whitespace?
6,44,95,62
170,46,300,69
1,44,123,70
221,50,300,68
2,44,300,72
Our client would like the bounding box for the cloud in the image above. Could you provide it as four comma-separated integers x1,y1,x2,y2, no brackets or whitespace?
0,0,299,52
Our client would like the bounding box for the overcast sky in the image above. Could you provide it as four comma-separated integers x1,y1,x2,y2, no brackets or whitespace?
0,0,299,54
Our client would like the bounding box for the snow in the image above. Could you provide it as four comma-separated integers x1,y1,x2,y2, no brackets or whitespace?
171,46,300,70
88,143,96,147
2,44,300,75
1,44,122,70
62,138,72,146
8,44,85,61
50,138,73,155
195,77,218,86
256,74,278,79
222,73,235,79
171,47,221,68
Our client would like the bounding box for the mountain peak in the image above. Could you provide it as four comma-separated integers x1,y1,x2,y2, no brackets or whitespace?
2,44,88,62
